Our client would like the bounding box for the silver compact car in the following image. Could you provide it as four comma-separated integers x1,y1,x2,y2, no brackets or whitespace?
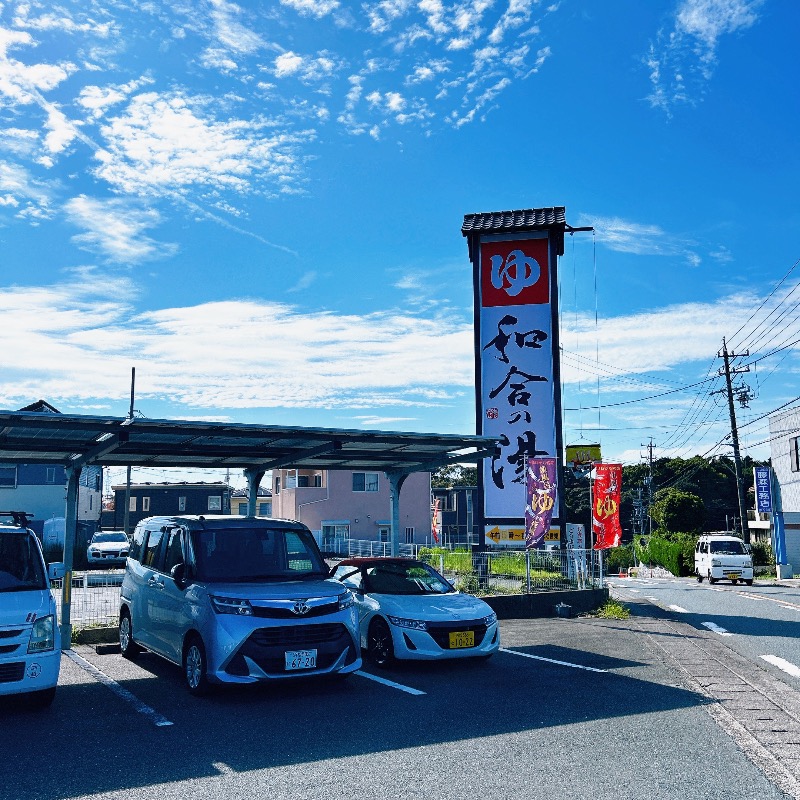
119,516,361,695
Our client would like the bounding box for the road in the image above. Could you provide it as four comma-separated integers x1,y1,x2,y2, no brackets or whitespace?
2,604,800,800
608,575,800,692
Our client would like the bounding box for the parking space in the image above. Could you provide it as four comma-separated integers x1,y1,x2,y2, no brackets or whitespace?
1,616,791,800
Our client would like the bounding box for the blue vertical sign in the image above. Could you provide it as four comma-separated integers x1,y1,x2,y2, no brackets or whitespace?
754,466,772,513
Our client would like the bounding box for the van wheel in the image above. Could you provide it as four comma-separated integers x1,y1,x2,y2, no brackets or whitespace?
745,579,753,586
708,572,717,584
696,572,703,583
183,635,211,697
119,610,141,659
730,579,738,585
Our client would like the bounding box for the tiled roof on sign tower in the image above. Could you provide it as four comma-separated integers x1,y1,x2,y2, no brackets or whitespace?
461,206,566,260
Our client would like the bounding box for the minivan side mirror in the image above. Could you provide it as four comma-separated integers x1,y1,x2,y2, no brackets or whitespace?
170,562,188,589
48,562,65,581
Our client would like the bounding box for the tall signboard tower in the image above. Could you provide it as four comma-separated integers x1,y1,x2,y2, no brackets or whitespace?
462,207,566,546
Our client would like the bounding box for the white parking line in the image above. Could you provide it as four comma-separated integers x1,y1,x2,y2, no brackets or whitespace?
702,622,733,637
500,647,607,673
354,670,426,695
628,589,641,593
65,650,174,727
760,655,800,678
669,605,688,613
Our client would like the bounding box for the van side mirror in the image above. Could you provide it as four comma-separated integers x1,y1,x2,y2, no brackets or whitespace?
170,562,188,589
48,562,65,581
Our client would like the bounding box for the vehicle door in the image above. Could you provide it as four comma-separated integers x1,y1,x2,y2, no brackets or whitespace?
696,540,710,574
138,528,168,655
149,527,191,663
333,565,374,629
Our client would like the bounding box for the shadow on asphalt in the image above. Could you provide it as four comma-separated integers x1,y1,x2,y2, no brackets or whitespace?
0,630,711,800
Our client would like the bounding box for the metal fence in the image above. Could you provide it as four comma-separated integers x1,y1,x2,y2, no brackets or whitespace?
52,547,606,633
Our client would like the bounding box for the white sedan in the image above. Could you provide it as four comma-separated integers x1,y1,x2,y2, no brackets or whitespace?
330,557,499,667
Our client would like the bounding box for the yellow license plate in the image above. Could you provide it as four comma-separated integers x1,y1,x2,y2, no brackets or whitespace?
448,631,475,649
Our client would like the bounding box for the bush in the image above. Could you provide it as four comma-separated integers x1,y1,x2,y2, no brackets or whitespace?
750,540,775,568
638,531,696,576
604,544,634,572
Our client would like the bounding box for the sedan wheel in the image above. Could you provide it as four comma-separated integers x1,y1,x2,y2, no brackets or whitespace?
368,618,395,668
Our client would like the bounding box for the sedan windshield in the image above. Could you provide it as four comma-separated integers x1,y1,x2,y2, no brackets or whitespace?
363,561,453,595
0,532,47,592
190,527,327,582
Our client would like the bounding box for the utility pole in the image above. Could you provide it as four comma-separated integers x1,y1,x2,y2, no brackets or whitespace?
641,437,656,536
122,368,135,536
716,339,751,543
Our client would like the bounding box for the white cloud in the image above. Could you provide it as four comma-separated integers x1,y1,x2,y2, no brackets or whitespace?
279,0,341,18
64,195,177,263
646,0,763,112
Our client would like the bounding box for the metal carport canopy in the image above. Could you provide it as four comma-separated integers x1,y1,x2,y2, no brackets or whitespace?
0,409,497,646
0,410,496,473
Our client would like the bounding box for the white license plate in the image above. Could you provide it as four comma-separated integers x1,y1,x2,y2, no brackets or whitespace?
285,649,317,671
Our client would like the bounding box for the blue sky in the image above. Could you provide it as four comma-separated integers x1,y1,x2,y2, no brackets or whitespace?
0,0,797,486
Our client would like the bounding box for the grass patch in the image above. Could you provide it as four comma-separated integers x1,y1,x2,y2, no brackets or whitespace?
588,600,630,620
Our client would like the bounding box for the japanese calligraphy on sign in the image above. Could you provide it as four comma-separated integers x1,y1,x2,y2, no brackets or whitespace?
754,466,772,513
478,235,557,520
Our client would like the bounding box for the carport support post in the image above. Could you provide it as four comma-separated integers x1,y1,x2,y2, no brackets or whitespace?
385,471,408,557
60,466,81,650
243,468,266,517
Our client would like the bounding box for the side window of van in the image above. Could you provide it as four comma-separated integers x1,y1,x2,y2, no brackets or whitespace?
130,526,146,563
142,529,165,570
163,529,184,574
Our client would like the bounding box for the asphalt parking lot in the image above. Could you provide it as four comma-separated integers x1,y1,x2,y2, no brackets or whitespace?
2,611,795,800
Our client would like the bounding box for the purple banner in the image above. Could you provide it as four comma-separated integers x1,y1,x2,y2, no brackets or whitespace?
525,457,557,549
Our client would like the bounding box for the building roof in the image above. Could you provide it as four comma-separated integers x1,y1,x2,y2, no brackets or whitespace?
461,206,567,260
0,410,496,476
17,399,60,414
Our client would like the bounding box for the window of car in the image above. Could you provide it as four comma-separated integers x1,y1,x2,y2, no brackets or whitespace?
163,529,185,574
190,527,327,582
709,539,745,555
142,529,165,569
130,526,146,563
333,565,363,590
91,532,128,544
0,531,47,591
363,561,453,595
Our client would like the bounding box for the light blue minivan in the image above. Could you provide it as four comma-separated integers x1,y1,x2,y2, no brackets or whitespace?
119,515,361,695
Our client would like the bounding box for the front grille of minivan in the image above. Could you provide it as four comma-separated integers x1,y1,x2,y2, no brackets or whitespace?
226,623,355,677
0,662,25,683
251,601,339,620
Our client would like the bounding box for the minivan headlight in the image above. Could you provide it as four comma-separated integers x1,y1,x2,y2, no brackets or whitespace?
210,595,253,616
28,615,55,653
711,559,721,567
387,615,427,631
338,592,354,611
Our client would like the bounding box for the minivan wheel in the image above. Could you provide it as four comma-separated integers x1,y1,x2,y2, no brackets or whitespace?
184,635,211,697
696,572,703,583
368,618,395,668
119,610,141,659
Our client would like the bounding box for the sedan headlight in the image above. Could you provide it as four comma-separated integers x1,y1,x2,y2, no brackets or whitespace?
338,592,355,611
28,615,55,653
387,615,427,631
210,595,253,615
481,612,498,627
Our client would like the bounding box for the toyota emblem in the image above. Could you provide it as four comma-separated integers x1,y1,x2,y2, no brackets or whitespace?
292,600,310,616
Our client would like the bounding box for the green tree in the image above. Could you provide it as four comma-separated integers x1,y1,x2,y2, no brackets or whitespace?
649,488,705,534
431,464,478,487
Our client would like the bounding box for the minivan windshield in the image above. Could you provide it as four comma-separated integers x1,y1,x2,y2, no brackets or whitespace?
0,531,47,592
190,527,328,582
709,539,747,555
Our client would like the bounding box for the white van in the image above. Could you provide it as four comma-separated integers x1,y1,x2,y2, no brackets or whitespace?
0,513,63,708
694,534,753,585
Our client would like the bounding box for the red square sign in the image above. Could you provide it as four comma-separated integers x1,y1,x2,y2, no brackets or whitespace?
480,238,549,307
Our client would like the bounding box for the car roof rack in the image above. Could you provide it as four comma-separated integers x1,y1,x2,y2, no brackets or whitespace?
0,511,34,528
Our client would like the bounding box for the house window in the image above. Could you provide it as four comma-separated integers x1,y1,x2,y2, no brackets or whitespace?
791,437,800,472
275,477,281,494
352,472,379,492
89,495,93,511
313,474,322,487
142,497,150,512
178,496,186,512
439,492,456,512
0,466,17,487
208,496,222,511
129,496,137,512
405,526,415,544
259,502,271,516
379,527,389,543
322,524,350,544
286,471,297,489
297,475,310,488
46,467,56,484
237,502,248,514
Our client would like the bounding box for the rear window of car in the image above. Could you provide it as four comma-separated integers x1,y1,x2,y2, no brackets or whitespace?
0,531,47,592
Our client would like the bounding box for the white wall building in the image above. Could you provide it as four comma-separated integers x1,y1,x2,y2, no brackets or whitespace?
768,407,800,571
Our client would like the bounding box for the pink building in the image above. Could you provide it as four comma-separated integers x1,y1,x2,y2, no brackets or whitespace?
271,468,432,550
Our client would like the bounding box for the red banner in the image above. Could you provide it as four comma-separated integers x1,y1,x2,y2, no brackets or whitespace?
592,463,622,550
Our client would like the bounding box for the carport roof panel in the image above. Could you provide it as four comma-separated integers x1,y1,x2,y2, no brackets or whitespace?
0,411,496,471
